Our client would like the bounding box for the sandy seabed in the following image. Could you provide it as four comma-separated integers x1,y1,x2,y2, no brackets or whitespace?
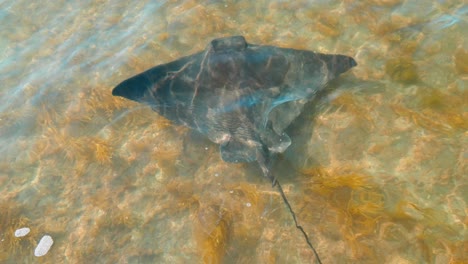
0,0,466,263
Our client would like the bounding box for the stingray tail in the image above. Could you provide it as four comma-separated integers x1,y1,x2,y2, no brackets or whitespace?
256,149,322,264
275,180,322,264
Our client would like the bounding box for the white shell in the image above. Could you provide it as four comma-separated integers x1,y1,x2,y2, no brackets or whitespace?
34,235,54,257
14,227,30,237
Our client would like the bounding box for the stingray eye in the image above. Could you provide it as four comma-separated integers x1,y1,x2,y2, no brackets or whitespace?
211,36,247,52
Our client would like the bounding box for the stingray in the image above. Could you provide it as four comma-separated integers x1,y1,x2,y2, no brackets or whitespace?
113,36,356,263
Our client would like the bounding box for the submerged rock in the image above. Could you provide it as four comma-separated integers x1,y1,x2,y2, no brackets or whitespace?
14,227,30,237
34,235,53,257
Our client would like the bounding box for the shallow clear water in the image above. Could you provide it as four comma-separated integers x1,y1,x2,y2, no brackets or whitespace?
0,0,466,263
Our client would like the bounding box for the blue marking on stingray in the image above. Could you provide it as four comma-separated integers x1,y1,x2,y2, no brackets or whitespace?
214,88,304,131
215,88,273,114
262,93,303,128
216,90,302,116
219,94,263,113
271,93,302,109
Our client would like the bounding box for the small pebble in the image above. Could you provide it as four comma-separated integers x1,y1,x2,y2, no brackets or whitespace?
246,202,252,207
34,235,53,257
14,227,30,237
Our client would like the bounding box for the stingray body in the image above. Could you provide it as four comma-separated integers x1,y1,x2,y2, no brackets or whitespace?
113,36,356,180
113,36,356,263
